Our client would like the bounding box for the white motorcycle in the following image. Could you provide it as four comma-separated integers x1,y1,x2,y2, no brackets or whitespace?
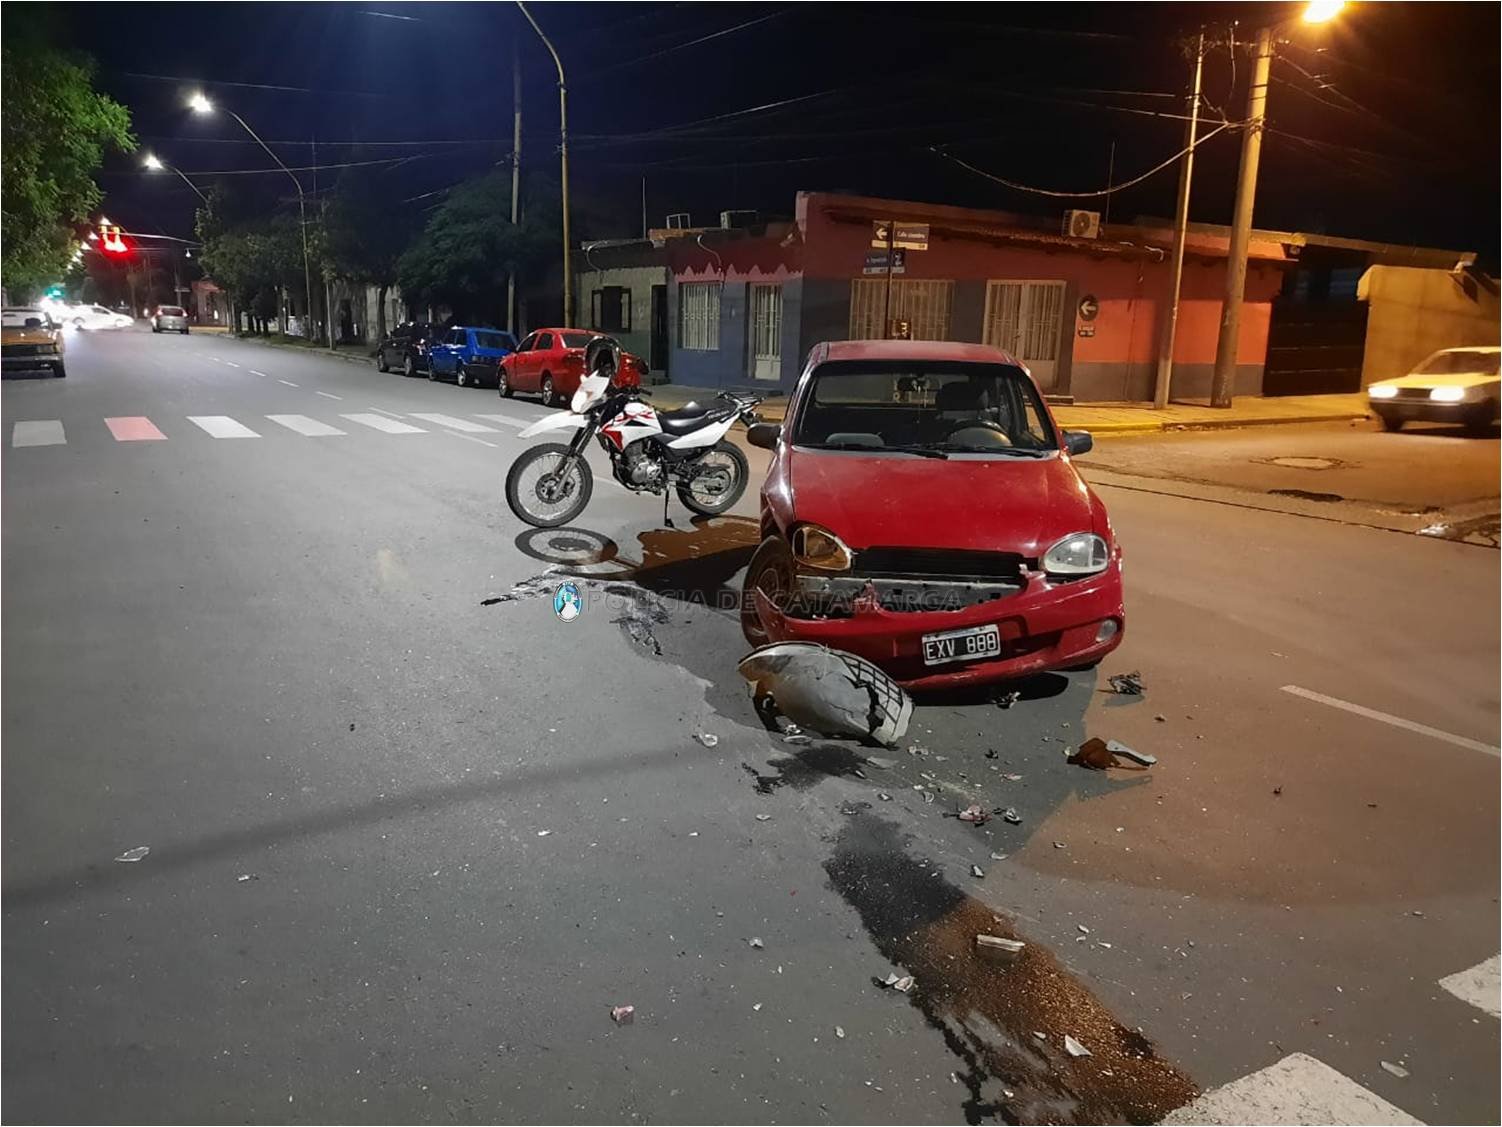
505,338,763,529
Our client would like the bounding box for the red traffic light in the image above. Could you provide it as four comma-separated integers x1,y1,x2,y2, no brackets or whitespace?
100,224,129,256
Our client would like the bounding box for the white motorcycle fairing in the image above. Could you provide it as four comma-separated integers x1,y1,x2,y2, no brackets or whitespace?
517,373,612,438
664,412,739,449
517,411,585,439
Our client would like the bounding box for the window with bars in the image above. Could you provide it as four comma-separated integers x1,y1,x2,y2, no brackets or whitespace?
982,281,1066,361
678,282,721,350
591,286,631,333
848,279,954,341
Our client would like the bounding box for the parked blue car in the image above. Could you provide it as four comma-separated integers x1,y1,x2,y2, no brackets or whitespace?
428,326,519,388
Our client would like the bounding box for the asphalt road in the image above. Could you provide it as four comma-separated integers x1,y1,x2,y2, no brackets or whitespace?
4,328,1498,1125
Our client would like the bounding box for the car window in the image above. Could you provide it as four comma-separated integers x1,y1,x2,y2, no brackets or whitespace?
559,331,595,349
2,309,46,327
794,361,1057,452
92,306,112,315
160,306,185,316
448,329,467,346
535,333,554,351
474,331,511,351
1415,349,1501,376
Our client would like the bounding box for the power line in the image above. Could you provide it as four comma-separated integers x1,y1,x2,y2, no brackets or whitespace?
578,9,792,82
117,71,393,100
138,135,511,149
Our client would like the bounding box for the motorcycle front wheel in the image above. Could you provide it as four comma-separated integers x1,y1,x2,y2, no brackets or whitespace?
505,443,594,528
676,440,749,517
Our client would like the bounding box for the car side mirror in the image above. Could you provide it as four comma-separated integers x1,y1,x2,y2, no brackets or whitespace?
746,422,781,450
1063,430,1093,456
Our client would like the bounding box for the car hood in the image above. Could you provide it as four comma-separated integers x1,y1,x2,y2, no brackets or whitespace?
787,447,1099,559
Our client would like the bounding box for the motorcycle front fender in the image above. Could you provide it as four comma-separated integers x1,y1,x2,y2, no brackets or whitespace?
519,411,587,439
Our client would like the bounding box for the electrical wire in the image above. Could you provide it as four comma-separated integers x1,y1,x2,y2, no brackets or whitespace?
580,8,790,80
176,154,446,176
931,121,1233,199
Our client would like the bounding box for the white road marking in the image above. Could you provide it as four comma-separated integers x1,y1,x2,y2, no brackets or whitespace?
266,414,346,437
409,412,498,433
445,430,497,449
249,369,269,377
315,391,343,400
1439,954,1500,1018
1281,685,1500,757
1162,1053,1424,1125
105,417,168,442
188,415,260,439
341,413,425,434
12,420,66,447
475,412,533,428
367,406,407,420
278,379,299,388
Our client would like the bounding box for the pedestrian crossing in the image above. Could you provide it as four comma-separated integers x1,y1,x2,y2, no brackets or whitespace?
8,410,536,448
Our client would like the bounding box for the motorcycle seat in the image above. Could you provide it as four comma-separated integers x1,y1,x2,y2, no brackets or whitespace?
657,402,714,434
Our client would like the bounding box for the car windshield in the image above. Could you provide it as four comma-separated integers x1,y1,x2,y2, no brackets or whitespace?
1415,349,1500,376
474,331,514,351
560,332,596,349
159,306,185,316
2,309,47,328
792,360,1058,454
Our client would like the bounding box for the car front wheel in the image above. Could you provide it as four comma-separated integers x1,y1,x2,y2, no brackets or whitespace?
1379,414,1404,432
740,536,795,647
497,367,513,398
376,349,389,373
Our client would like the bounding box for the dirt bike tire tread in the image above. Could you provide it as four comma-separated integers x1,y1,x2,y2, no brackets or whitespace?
505,442,594,529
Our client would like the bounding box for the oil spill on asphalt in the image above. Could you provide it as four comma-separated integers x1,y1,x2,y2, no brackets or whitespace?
1267,487,1344,503
480,571,674,655
824,816,1197,1125
740,743,866,794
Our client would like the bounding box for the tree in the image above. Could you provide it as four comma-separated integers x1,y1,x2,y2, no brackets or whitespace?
323,169,419,341
1,17,134,300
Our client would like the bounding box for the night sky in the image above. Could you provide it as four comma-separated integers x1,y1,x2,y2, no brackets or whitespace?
54,1,1502,269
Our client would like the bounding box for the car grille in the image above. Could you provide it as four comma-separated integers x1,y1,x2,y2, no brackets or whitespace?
853,546,1026,580
2,344,44,357
1393,387,1433,400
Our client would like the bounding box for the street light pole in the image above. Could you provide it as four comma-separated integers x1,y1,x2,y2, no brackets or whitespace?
508,34,522,337
1209,26,1273,407
1153,31,1205,410
516,1,572,327
143,154,212,206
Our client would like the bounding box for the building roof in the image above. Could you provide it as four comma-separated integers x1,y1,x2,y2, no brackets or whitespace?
824,339,1022,367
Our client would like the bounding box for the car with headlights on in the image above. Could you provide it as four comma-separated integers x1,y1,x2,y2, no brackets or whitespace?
741,340,1122,692
1367,346,1500,434
2,308,66,378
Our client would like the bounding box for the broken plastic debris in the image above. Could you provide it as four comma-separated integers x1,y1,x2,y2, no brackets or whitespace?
971,865,985,878
1032,1031,1047,1041
236,873,258,883
865,756,896,770
921,790,935,805
835,1026,846,1039
1380,1061,1409,1079
957,804,990,826
748,937,764,949
1107,671,1144,696
894,975,914,993
114,846,150,863
1053,841,1067,849
1064,1035,1091,1058
975,934,1026,956
1106,739,1156,766
990,852,1008,861
610,1005,635,1025
994,690,1021,710
738,642,914,746
1069,737,1154,770
878,792,893,802
755,813,772,822
536,830,552,837
694,732,719,748
1001,808,1022,825
753,1002,762,1011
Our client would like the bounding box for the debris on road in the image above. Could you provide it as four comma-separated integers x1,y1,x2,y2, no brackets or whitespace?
1273,786,1284,796
985,749,999,759
1154,714,1167,723
1107,671,1144,696
738,642,913,746
114,846,150,863
1053,841,1067,849
1077,924,1090,934
748,937,764,949
755,813,772,822
1064,1035,1092,1058
1380,1061,1409,1079
894,975,915,993
835,1026,846,1039
236,873,258,883
694,732,720,748
878,792,893,802
971,865,985,878
975,934,1026,957
1106,739,1155,765
990,852,1008,861
994,690,1021,710
921,790,935,805
1001,808,1022,825
610,1005,635,1025
957,804,990,825
1069,737,1155,770
481,572,562,606
865,756,896,770
536,830,552,837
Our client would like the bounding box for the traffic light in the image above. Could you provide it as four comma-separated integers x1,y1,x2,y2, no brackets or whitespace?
100,223,129,257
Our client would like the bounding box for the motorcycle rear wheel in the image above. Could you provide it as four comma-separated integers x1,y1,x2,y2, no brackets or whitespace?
676,440,748,516
506,443,594,528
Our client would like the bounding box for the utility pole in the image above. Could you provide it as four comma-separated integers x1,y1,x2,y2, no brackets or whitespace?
507,34,522,337
880,220,895,339
1154,30,1205,410
1210,25,1273,407
517,1,572,327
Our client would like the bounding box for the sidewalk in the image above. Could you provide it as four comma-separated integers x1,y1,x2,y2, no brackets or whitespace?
647,384,1369,436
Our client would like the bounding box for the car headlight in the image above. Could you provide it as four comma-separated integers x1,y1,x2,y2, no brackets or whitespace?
1429,386,1467,402
1368,385,1398,399
1043,532,1109,577
790,524,853,571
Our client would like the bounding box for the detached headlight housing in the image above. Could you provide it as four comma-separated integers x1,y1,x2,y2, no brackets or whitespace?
1043,532,1109,577
1430,385,1467,402
1368,384,1398,399
790,524,853,571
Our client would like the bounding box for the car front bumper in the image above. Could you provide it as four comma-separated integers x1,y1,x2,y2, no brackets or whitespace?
1370,397,1493,423
752,560,1125,692
2,350,63,372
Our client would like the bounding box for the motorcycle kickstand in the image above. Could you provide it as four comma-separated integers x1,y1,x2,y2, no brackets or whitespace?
661,483,674,529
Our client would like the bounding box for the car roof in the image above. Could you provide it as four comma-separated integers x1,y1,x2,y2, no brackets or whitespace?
453,325,506,332
1433,345,1501,354
821,339,1023,366
529,327,598,336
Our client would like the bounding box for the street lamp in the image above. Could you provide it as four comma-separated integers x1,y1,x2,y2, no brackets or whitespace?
1208,0,1348,407
516,2,573,326
188,91,314,339
142,152,211,206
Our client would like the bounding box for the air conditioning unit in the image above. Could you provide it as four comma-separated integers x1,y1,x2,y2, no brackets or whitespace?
1063,209,1101,239
666,213,691,229
720,209,759,229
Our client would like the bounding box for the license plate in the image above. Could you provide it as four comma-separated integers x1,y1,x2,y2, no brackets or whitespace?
921,624,1001,666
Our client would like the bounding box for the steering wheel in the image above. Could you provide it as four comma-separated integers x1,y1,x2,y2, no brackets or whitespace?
942,418,1013,447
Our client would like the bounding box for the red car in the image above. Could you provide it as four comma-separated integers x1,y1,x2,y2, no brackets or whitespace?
497,327,645,406
742,340,1123,692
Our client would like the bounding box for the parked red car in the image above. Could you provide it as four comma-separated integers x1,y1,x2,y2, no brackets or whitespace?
742,340,1123,692
497,327,645,406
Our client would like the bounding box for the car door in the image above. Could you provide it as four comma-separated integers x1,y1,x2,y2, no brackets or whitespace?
531,333,556,390
436,328,464,376
507,332,535,389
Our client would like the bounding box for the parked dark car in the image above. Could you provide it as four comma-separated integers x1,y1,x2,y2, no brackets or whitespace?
428,326,519,388
375,321,444,377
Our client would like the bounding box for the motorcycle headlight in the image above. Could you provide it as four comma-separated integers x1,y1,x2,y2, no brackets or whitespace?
791,524,853,571
1043,532,1109,577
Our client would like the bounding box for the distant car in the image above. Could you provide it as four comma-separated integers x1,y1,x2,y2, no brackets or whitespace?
1367,346,1501,435
375,321,444,377
66,303,132,331
497,327,646,406
151,305,190,334
740,340,1121,692
2,307,66,378
427,326,519,388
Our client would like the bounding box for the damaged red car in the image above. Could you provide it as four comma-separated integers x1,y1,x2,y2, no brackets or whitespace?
741,340,1123,692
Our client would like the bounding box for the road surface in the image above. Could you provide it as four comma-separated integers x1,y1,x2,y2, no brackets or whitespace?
4,328,1497,1124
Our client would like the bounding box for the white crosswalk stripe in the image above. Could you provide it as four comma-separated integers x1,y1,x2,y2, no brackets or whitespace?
1439,954,1500,1018
474,413,533,428
188,415,261,439
1162,1053,1424,1125
340,413,426,434
12,420,66,447
409,413,499,433
265,414,347,437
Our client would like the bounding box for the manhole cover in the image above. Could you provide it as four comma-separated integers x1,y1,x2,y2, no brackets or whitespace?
1263,456,1344,470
